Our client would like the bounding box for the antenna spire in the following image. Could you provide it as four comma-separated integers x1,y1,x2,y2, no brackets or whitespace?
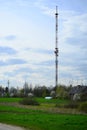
54,6,58,90
8,80,10,88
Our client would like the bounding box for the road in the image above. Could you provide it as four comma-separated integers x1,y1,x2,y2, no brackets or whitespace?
0,123,25,130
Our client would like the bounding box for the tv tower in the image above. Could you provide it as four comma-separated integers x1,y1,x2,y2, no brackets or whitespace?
8,80,10,88
54,6,58,90
7,80,10,92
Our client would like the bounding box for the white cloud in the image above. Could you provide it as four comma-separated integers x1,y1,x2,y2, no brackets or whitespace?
34,0,55,17
58,10,87,85
0,0,87,87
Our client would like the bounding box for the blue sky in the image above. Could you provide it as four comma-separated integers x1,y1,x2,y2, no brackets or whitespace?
0,0,87,87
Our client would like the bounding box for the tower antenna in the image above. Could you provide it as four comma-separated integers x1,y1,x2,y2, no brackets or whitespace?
54,6,58,90
8,80,10,89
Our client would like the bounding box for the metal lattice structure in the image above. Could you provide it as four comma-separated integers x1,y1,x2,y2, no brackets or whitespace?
8,80,10,88
54,6,58,89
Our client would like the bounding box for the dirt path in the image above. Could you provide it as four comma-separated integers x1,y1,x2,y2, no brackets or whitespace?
0,123,25,130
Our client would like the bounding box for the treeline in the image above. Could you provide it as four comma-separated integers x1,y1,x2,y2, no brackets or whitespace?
0,83,53,98
0,82,71,98
0,82,87,101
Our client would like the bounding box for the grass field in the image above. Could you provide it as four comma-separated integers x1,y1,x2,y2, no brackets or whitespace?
0,97,68,103
0,97,21,102
0,98,87,130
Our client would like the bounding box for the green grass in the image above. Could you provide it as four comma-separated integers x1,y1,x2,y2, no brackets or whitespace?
0,98,87,130
0,97,21,102
36,97,69,104
0,97,69,104
0,105,87,130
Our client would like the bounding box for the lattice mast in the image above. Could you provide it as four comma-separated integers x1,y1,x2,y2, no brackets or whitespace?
54,6,58,89
8,80,10,89
7,80,10,93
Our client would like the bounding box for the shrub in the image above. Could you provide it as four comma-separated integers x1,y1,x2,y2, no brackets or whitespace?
55,104,63,108
78,102,87,113
80,93,87,101
63,101,79,109
55,101,79,109
20,97,40,106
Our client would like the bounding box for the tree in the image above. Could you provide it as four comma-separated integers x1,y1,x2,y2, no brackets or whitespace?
50,91,56,98
9,87,17,97
23,82,29,96
0,86,4,97
56,85,69,99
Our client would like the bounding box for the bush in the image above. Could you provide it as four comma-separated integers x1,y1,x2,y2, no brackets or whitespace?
55,104,63,108
78,102,87,113
80,93,87,101
63,101,79,109
20,97,40,106
56,101,79,109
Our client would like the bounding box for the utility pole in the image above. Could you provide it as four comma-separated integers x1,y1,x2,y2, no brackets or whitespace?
54,6,58,90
